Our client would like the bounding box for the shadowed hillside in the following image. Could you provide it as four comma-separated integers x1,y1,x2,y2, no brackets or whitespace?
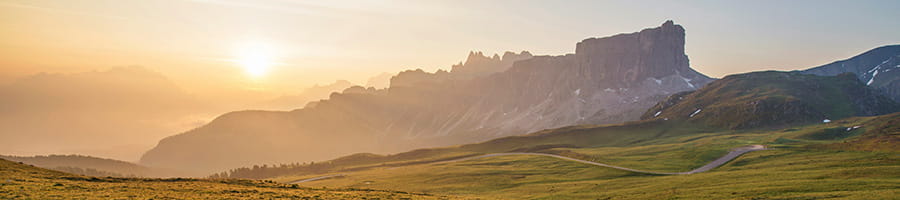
641,71,899,129
802,45,900,101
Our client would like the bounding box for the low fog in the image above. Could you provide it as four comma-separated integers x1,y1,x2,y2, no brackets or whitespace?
0,67,359,161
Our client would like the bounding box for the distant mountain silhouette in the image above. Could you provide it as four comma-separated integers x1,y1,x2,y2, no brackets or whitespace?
140,21,714,175
0,154,186,177
802,45,900,101
0,67,212,160
365,72,394,89
642,71,899,129
253,80,354,111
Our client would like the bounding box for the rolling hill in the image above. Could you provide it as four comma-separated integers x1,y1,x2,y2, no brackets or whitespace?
264,113,900,200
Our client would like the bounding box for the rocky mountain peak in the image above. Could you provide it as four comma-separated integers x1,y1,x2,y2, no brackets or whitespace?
389,51,534,88
575,20,700,88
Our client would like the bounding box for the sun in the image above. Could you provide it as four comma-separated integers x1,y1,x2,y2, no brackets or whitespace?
233,41,277,78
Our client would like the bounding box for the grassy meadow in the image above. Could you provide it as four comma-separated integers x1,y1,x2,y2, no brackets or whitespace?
0,159,458,199
274,114,900,199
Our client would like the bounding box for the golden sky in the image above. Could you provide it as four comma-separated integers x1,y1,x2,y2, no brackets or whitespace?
3,0,899,94
1,0,899,161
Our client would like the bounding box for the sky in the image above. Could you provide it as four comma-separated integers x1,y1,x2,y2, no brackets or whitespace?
2,0,899,93
0,0,898,161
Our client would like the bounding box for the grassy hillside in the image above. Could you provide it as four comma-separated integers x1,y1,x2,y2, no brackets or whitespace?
0,158,455,199
269,113,899,199
641,71,899,129
211,120,717,179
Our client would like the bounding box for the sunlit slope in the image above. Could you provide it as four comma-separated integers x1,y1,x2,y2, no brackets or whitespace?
214,120,716,179
0,159,455,199
222,113,899,180
283,114,900,200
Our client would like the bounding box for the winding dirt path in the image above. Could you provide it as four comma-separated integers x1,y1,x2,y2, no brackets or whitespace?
289,174,346,183
288,145,766,183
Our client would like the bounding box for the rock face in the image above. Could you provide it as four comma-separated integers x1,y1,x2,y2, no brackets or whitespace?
642,71,900,129
802,45,900,102
576,20,706,88
449,51,534,80
140,21,713,175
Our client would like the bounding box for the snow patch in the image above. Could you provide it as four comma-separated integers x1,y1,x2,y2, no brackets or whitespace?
574,88,581,95
867,70,878,86
654,111,662,117
689,108,702,118
864,58,891,86
679,76,695,89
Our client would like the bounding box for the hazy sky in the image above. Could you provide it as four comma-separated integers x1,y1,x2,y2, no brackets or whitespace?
2,0,899,93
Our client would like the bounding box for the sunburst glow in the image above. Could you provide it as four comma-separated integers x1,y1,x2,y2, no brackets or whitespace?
233,41,276,78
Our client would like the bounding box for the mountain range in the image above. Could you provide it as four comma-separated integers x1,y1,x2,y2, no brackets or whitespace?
140,21,899,177
140,21,714,175
0,67,211,160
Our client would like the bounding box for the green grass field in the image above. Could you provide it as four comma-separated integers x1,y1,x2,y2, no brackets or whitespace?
274,114,900,199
